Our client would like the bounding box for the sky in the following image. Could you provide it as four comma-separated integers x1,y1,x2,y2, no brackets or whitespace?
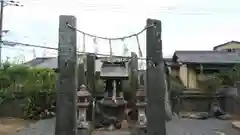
2,0,240,63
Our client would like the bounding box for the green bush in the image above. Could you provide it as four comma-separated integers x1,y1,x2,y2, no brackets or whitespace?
0,64,56,120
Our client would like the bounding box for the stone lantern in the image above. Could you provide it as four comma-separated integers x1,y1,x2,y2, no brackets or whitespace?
135,87,147,126
77,85,91,133
132,86,147,135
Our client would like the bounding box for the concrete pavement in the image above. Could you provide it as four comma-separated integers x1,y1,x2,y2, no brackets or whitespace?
13,118,239,135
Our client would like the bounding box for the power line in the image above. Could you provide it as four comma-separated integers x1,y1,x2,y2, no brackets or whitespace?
1,45,26,51
2,40,58,50
1,40,148,60
0,0,23,66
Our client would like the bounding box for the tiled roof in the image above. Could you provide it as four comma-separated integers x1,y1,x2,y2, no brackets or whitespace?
23,57,54,67
32,57,58,69
100,66,129,78
173,51,240,64
164,58,180,67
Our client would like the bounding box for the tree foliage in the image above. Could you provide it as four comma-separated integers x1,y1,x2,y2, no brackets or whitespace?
225,64,240,84
201,64,240,92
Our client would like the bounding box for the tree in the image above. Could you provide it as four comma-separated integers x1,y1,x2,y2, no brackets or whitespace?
200,64,240,93
226,64,240,85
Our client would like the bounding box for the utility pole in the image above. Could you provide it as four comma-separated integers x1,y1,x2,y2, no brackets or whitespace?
0,0,4,66
146,19,166,135
0,0,23,65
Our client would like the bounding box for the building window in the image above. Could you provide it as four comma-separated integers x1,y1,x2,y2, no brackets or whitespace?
231,49,236,52
223,49,235,52
227,49,232,52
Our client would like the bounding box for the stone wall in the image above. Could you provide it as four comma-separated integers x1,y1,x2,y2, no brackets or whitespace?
180,97,212,112
179,88,240,114
217,87,240,115
224,96,240,115
177,90,225,112
179,96,226,112
0,99,25,117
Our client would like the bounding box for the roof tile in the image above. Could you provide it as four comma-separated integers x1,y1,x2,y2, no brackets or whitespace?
174,51,240,64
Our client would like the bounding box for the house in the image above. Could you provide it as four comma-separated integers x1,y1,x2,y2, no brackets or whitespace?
167,41,240,90
23,41,240,90
23,54,132,72
213,41,240,51
171,51,240,89
23,57,58,69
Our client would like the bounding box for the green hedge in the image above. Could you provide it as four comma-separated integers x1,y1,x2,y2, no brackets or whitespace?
0,62,185,120
0,64,56,120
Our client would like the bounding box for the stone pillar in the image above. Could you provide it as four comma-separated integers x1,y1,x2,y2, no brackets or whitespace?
86,53,96,129
55,15,77,135
78,56,86,89
235,82,240,114
146,19,166,135
130,52,138,91
236,82,240,96
86,53,96,94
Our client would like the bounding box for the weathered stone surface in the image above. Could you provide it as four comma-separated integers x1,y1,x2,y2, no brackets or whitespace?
121,120,128,129
77,128,91,135
218,114,232,120
56,15,77,135
165,85,172,121
181,112,210,120
130,126,146,135
232,121,240,131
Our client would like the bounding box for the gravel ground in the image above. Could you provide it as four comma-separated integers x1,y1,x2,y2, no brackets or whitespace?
13,117,239,135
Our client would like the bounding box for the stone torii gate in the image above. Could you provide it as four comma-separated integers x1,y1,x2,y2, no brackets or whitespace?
55,15,168,135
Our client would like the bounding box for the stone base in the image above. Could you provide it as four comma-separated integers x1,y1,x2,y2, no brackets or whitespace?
77,128,91,135
218,114,232,120
78,121,91,128
232,121,240,131
130,125,147,135
77,121,92,135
